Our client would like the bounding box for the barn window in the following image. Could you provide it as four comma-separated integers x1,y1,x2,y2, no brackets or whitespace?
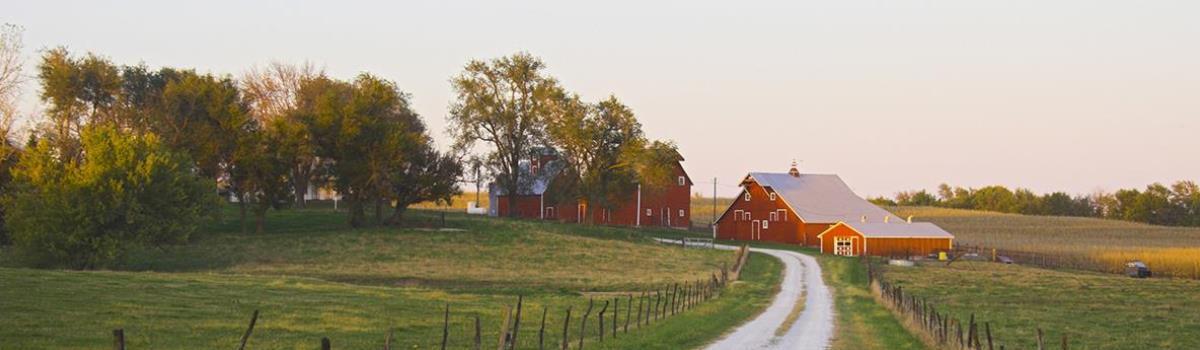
769,192,777,201
744,192,751,201
743,211,751,221
762,220,768,229
769,212,778,222
546,207,555,218
679,209,685,217
646,208,652,216
777,209,787,222
678,176,686,186
734,210,743,221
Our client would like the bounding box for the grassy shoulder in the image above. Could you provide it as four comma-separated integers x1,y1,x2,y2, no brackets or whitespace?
0,206,779,349
884,261,1200,349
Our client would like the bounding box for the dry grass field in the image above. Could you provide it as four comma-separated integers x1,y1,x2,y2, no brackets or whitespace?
891,206,1200,278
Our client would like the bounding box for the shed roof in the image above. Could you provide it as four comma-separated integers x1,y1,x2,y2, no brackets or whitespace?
746,172,896,224
842,222,954,239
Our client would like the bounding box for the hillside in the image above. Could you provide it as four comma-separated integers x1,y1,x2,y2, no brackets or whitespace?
0,207,778,349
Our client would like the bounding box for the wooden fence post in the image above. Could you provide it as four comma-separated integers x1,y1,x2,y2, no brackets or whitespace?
239,310,259,350
112,329,125,350
561,307,572,350
1036,328,1045,350
321,337,331,350
986,322,993,350
598,300,609,342
1061,334,1068,350
624,294,633,333
612,297,619,338
539,307,547,350
579,299,594,350
475,316,482,350
636,292,645,327
443,304,451,350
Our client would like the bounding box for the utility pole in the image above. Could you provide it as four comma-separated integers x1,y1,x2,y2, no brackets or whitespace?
712,178,717,226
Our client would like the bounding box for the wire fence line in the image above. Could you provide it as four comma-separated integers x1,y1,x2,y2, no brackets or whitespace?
104,245,752,350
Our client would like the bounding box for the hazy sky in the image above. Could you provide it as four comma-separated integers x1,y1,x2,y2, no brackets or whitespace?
6,0,1198,197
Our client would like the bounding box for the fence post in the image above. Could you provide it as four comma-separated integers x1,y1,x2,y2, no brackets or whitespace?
443,304,451,350
598,300,608,342
561,307,572,350
1061,334,1068,350
112,329,125,350
636,292,645,327
628,293,638,333
986,322,993,350
239,310,259,350
579,299,594,350
475,316,482,350
1036,328,1045,350
612,297,619,338
539,307,547,350
321,337,331,350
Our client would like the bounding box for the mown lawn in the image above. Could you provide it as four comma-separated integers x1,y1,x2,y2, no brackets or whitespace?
0,206,780,349
884,261,1200,349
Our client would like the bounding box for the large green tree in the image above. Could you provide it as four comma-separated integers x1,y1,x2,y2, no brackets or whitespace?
36,48,122,159
448,52,563,217
3,125,216,269
546,95,648,221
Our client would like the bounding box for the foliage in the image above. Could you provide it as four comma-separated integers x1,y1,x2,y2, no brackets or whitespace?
890,181,1200,227
448,52,563,217
2,126,216,268
241,62,325,207
546,95,648,218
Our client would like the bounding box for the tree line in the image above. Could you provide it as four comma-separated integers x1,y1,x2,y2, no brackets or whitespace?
0,27,464,267
0,24,680,268
869,181,1200,227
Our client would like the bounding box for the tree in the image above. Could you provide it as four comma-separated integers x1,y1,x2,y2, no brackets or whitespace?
157,70,249,181
546,95,648,221
0,24,25,244
1170,181,1200,226
448,52,563,217
895,190,939,206
229,117,295,233
2,125,216,269
242,62,325,207
36,48,122,159
386,144,463,225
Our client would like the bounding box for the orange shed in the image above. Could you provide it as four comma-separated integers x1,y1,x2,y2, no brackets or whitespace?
817,222,954,257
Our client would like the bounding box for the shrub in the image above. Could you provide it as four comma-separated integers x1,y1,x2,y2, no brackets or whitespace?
2,126,217,269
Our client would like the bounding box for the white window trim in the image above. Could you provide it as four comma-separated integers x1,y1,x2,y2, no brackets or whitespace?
678,176,686,186
743,211,751,221
734,209,743,221
769,212,778,222
744,192,751,201
762,220,769,229
770,192,777,201
678,209,685,217
777,209,787,222
646,208,652,216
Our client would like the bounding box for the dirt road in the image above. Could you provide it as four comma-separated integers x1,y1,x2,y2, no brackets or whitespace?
705,245,834,350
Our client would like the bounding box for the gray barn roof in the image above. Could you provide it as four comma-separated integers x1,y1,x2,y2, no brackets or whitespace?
747,172,896,224
843,222,954,239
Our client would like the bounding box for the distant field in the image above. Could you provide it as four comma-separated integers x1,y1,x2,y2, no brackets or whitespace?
0,207,776,349
891,206,1200,278
885,261,1200,349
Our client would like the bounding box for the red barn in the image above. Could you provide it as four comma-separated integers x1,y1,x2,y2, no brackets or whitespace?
489,149,692,229
714,164,953,257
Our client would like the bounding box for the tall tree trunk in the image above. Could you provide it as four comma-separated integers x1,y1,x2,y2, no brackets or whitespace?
254,207,267,234
375,197,384,225
387,204,408,226
293,166,308,209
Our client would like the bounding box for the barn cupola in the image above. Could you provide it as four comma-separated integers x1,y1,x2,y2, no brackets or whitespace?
788,160,800,177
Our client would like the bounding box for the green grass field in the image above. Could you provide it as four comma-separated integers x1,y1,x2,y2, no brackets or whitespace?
0,206,780,349
883,261,1200,349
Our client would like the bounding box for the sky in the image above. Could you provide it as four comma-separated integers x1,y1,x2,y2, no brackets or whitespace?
5,0,1198,198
